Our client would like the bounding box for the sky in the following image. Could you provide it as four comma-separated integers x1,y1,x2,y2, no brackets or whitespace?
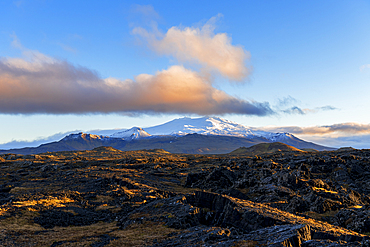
1,0,370,149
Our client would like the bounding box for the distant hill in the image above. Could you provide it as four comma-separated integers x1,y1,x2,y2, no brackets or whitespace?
91,146,123,152
230,142,305,155
0,133,124,155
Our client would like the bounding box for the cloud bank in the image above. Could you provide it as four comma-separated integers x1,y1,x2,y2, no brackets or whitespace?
0,16,272,116
260,123,370,136
0,54,272,115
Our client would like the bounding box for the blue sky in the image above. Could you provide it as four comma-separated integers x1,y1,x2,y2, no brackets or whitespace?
1,0,370,148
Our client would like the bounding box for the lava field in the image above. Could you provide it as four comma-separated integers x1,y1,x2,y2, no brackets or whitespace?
1,146,370,246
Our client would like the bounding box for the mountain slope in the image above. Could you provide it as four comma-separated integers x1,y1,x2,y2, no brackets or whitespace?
254,132,333,151
230,142,304,155
120,134,269,154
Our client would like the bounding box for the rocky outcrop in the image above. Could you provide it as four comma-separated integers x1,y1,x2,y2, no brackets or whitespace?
119,191,367,246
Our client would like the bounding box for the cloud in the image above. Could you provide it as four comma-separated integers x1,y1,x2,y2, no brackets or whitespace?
282,105,337,115
0,52,273,115
1,24,270,116
260,123,370,136
318,105,337,111
131,4,160,20
10,33,23,49
275,95,336,115
133,14,251,81
282,106,305,115
277,96,299,107
296,134,370,149
0,131,78,149
13,1,23,8
360,64,370,72
57,42,77,53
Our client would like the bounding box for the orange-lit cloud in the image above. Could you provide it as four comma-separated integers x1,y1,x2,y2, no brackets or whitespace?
133,14,251,81
259,123,370,136
0,54,272,115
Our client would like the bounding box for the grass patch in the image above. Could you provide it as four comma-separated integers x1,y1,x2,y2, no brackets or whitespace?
94,195,114,203
95,204,117,211
10,187,32,194
7,220,181,247
13,196,74,209
129,212,151,220
232,240,259,247
107,221,179,247
10,221,118,247
0,209,43,231
304,210,340,221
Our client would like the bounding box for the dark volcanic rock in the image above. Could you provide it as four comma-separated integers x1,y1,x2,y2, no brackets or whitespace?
119,191,367,245
34,207,116,228
151,224,312,247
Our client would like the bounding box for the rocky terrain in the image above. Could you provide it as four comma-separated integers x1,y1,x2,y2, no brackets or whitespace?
1,146,370,246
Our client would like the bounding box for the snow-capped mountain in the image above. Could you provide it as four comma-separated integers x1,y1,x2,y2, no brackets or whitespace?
144,117,255,137
143,116,294,143
106,116,312,145
110,127,151,140
0,117,335,155
0,116,335,154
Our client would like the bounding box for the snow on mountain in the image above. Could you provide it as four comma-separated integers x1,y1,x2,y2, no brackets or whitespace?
110,127,151,140
251,131,296,142
144,117,255,137
260,132,295,142
143,116,302,143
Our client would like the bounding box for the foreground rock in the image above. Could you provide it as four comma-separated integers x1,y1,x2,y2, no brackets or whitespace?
120,191,367,246
1,147,370,246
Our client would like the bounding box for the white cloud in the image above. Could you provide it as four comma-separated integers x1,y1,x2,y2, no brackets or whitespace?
360,64,370,72
282,105,337,115
133,15,251,81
